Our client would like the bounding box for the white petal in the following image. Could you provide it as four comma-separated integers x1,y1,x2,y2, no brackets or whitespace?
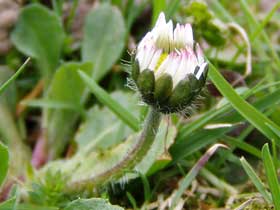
136,48,144,68
195,43,204,65
155,20,174,52
196,62,208,79
173,52,187,87
173,24,184,49
136,44,156,71
154,12,166,28
165,52,180,78
142,45,156,70
184,23,194,47
148,49,162,71
185,47,197,74
150,13,166,40
137,32,153,50
167,20,173,39
173,24,180,43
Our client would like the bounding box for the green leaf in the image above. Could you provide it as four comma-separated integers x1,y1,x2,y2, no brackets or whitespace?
208,62,280,144
262,144,280,210
45,62,92,159
126,192,138,210
82,4,126,81
0,103,30,178
22,99,84,112
63,198,124,210
75,91,138,150
42,117,176,189
0,67,18,111
266,122,280,138
11,4,65,84
0,142,9,187
78,71,139,131
0,58,30,96
71,119,175,183
0,197,16,210
240,157,272,203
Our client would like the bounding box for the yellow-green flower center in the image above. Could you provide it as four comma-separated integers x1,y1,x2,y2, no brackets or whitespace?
154,53,168,72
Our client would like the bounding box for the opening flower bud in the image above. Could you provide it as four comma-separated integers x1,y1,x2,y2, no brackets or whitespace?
131,12,208,113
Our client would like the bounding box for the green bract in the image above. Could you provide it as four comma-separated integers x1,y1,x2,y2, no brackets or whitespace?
132,61,208,113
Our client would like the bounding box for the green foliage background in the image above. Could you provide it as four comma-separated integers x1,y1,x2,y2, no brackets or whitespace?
1,0,280,209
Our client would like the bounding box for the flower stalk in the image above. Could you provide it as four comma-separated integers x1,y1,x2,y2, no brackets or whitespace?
67,106,162,192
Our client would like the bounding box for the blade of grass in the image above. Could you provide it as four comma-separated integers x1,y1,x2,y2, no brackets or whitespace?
0,197,16,210
219,88,280,124
210,0,234,22
178,80,264,140
138,172,152,202
266,122,280,137
165,0,180,19
125,0,148,31
152,0,166,26
240,156,272,203
178,82,280,142
171,127,230,162
0,58,30,95
178,102,233,141
232,2,280,60
21,99,84,112
238,0,280,69
262,144,280,210
271,139,279,170
51,0,63,17
225,136,262,159
170,144,227,209
200,168,238,195
208,62,280,144
0,142,9,187
126,192,139,210
78,70,139,131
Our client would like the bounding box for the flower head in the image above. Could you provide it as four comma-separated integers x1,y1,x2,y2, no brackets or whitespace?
131,12,208,113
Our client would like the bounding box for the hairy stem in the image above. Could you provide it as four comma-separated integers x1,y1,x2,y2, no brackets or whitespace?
68,106,162,192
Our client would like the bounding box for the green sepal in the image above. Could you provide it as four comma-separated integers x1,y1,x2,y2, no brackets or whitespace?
168,77,191,109
131,59,140,82
154,74,173,103
188,74,200,93
137,69,155,103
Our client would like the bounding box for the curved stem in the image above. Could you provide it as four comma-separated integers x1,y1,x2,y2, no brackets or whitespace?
68,106,162,192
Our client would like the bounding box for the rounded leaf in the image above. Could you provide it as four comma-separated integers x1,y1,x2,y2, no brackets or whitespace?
82,4,126,81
